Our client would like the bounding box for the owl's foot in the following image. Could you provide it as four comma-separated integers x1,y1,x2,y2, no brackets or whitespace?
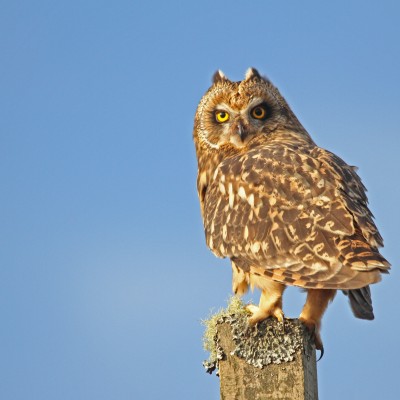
299,288,335,360
299,317,324,360
246,282,286,326
246,304,284,326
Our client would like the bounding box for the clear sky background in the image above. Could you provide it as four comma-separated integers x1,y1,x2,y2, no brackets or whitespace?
1,1,399,399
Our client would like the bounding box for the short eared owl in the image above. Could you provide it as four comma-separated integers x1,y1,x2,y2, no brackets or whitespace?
193,68,390,350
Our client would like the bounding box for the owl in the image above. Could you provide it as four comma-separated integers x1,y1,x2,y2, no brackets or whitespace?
193,68,390,352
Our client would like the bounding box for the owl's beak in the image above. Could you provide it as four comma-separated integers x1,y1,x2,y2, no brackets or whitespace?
235,122,248,142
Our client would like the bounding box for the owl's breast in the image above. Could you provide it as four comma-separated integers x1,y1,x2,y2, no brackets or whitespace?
202,144,318,259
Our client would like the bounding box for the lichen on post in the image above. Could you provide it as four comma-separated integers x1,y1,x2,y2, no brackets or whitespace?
202,297,318,400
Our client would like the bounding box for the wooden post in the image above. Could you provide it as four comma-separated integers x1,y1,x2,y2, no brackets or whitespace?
216,318,318,400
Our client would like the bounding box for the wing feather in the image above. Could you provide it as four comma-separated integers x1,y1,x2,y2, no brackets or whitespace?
203,144,390,289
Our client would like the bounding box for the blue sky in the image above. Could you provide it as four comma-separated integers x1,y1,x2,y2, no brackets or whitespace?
1,1,399,399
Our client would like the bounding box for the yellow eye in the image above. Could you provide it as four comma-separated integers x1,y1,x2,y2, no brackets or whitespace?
215,111,230,123
251,105,267,120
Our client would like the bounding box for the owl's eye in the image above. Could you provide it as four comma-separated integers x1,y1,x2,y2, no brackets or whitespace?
215,111,230,123
251,105,268,120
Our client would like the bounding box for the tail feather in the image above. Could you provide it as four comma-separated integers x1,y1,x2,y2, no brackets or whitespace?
342,286,374,320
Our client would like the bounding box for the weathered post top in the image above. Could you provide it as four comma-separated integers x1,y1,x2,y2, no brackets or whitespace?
202,298,318,400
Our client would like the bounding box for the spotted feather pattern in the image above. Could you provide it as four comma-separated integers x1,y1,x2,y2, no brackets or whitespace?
203,144,389,289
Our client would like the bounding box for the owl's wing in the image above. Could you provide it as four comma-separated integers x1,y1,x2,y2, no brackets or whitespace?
203,145,390,289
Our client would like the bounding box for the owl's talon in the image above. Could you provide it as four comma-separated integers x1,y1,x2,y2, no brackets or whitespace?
317,346,324,361
299,317,324,357
273,308,284,323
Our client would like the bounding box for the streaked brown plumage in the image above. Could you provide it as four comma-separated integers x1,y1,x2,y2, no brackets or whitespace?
193,68,390,350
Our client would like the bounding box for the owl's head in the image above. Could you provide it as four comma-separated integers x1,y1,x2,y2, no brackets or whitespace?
194,68,312,151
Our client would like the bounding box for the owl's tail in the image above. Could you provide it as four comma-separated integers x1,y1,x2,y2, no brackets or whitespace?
342,286,374,320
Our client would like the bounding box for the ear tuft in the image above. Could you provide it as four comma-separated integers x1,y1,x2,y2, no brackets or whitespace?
245,67,261,81
212,70,228,84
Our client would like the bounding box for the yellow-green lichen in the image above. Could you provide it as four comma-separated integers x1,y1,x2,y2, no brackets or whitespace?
201,296,248,373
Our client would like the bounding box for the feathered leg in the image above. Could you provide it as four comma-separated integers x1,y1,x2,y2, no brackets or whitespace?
299,289,336,352
231,261,249,296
